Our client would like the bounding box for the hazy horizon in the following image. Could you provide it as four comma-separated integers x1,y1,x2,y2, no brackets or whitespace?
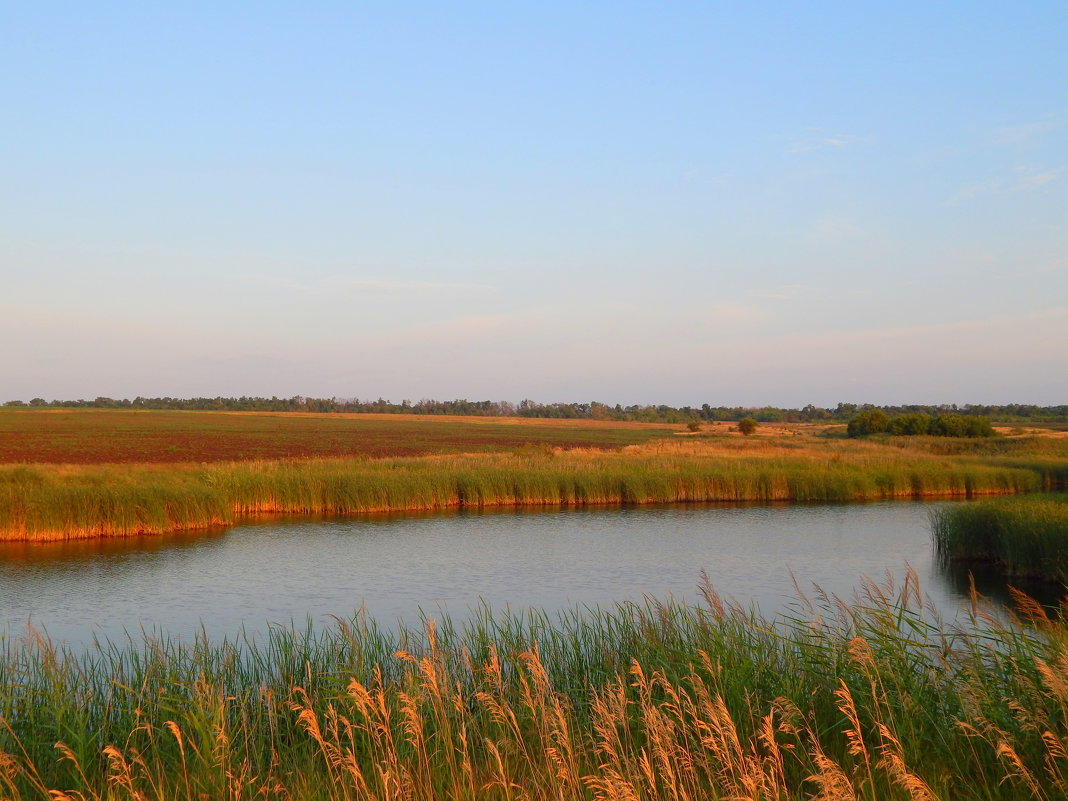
4,3,1065,408
3,395,1063,416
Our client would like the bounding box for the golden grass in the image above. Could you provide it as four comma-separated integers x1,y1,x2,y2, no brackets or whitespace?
0,434,1055,541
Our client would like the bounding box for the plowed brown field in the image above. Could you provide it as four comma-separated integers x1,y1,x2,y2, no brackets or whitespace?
0,409,676,464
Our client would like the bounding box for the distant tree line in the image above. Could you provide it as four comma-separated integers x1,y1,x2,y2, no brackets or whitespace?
3,396,1066,425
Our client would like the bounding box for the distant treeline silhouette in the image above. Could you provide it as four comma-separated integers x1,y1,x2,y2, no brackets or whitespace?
4,396,1066,424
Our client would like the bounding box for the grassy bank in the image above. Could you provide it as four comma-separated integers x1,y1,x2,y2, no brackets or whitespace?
0,443,1048,541
932,494,1068,582
1,575,1066,799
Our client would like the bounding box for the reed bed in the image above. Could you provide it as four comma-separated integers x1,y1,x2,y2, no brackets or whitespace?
0,447,1046,541
1,574,1067,799
932,494,1068,582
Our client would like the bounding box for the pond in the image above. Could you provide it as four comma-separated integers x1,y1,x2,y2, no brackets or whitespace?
0,500,1052,647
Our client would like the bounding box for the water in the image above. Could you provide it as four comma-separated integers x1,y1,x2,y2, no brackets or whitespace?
0,501,1048,647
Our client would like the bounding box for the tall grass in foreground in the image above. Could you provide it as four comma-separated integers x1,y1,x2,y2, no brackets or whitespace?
2,573,1068,799
932,494,1068,582
0,446,1046,541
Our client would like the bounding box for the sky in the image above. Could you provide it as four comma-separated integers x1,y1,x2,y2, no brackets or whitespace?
2,2,1065,408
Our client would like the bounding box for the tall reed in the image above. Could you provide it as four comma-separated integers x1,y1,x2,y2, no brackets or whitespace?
1,574,1066,799
0,446,1047,541
932,494,1068,582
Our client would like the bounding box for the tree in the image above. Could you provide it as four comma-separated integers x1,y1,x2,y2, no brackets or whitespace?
738,417,757,436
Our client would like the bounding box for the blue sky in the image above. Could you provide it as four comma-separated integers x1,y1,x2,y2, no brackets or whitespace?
3,2,1065,407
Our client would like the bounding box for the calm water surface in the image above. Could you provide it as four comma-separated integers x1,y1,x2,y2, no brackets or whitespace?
0,501,1040,647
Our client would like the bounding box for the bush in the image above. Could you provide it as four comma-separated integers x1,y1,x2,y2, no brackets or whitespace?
851,411,994,439
847,409,889,437
929,414,995,438
887,413,931,436
737,418,757,436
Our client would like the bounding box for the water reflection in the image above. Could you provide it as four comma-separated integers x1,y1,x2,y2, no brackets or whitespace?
0,501,1060,647
0,525,230,565
938,558,1064,610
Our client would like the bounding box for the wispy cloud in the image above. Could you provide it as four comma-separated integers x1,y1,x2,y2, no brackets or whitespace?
946,165,1067,205
242,275,316,294
1038,257,1068,275
703,306,1068,374
701,303,767,327
403,312,514,337
681,167,732,186
1016,166,1068,190
355,294,774,358
750,283,809,301
805,216,864,245
242,274,495,294
787,133,860,154
991,118,1061,145
946,179,1002,205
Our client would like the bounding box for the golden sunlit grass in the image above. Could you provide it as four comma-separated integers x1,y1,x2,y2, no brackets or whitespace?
2,417,1065,542
0,444,1047,541
2,574,1067,799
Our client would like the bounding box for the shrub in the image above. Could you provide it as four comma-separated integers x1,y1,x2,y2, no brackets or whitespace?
887,413,931,436
929,414,995,438
737,418,757,436
847,409,889,437
852,411,994,439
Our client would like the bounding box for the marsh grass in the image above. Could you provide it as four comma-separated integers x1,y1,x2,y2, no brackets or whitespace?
0,445,1046,541
1,574,1067,799
932,494,1068,582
